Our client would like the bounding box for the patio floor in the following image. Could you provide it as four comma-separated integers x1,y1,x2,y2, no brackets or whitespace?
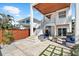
39,44,71,56
0,36,71,56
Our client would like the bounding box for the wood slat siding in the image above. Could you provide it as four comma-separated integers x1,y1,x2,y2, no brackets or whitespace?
0,29,30,43
34,3,70,14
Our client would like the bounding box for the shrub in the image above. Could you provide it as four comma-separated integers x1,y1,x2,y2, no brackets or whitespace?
3,30,14,45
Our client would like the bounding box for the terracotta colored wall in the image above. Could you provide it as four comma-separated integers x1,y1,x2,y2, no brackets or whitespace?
0,30,2,43
11,29,30,41
0,29,30,42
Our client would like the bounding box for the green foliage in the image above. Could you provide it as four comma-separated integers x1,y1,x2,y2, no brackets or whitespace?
3,30,14,44
0,13,14,45
0,23,13,29
0,13,14,29
71,44,79,56
0,21,13,30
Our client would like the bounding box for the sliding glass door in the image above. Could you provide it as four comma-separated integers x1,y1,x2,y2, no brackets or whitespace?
58,28,67,36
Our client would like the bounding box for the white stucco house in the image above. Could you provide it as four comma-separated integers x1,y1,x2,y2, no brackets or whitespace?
32,3,74,38
18,17,41,30
43,7,72,38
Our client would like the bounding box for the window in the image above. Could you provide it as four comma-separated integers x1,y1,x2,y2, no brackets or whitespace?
26,20,30,23
58,28,62,36
58,28,67,36
63,28,67,36
22,21,25,23
59,11,66,18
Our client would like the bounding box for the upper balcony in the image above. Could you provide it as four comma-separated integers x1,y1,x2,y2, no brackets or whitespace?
43,7,71,26
33,3,71,26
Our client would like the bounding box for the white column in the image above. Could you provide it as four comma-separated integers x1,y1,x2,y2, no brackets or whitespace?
75,4,79,44
30,4,33,36
69,21,72,33
69,4,72,33
51,13,56,37
54,21,57,37
54,14,57,37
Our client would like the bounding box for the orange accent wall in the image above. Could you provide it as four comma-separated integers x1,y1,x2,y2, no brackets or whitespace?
12,29,30,41
0,29,30,43
0,30,2,43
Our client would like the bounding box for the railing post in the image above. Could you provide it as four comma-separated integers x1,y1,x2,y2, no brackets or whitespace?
54,14,57,37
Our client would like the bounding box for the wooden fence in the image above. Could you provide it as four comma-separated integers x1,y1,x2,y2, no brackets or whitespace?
0,29,30,42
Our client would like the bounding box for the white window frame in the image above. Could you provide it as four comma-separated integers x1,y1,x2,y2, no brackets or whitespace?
58,28,67,36
58,11,66,18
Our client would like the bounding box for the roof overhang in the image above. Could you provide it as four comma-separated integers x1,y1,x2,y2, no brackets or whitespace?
33,3,70,15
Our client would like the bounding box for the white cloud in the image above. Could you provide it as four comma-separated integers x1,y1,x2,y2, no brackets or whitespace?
3,6,20,16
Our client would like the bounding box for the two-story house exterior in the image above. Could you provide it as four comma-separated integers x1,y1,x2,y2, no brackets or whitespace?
18,17,41,30
33,3,72,38
43,8,72,38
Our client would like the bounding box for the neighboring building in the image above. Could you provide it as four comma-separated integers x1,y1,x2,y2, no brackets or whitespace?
33,3,72,38
18,17,41,30
0,13,13,24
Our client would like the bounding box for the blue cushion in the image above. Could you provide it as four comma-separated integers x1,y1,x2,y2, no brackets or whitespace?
66,35,75,43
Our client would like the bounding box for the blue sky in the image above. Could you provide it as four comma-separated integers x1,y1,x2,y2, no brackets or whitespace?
33,8,44,21
0,3,43,21
0,3,30,21
0,3,76,22
72,3,76,18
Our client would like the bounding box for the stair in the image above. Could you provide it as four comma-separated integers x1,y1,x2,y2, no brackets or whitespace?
34,17,49,36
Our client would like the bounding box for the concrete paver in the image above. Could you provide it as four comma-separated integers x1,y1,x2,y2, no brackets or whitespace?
1,36,71,56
